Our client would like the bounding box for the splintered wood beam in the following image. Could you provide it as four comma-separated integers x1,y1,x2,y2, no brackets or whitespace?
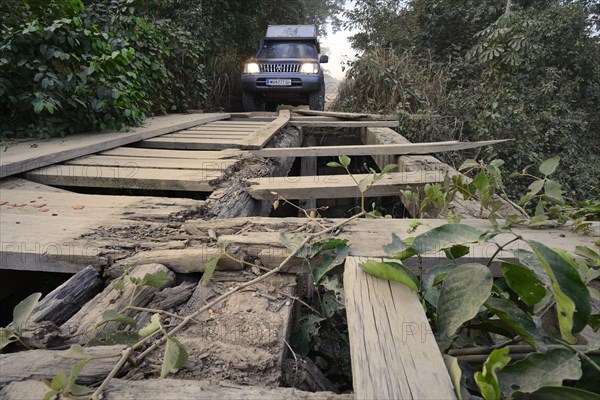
344,256,456,400
0,113,230,178
290,119,399,128
250,139,509,158
292,109,398,120
246,171,443,200
240,109,291,149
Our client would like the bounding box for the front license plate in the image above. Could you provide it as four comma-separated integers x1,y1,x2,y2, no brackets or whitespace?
266,79,292,86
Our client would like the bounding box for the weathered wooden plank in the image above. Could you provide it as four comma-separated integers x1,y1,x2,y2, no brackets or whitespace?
250,139,508,158
180,217,600,275
0,345,126,387
0,379,353,400
1,189,204,272
137,137,244,150
291,120,399,128
247,171,444,200
0,113,230,178
26,164,220,191
66,155,237,171
183,126,258,132
29,266,103,325
293,109,398,120
61,263,174,340
362,127,524,218
240,109,291,149
0,177,70,193
100,147,241,160
344,256,456,399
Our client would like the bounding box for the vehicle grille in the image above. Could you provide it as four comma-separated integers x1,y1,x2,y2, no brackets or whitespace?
259,63,300,73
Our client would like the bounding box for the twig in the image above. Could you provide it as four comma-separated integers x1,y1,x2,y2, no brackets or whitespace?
126,306,187,321
91,347,133,400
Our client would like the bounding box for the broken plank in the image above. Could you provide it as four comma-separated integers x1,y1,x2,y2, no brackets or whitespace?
66,155,237,170
1,379,353,400
0,345,127,387
251,139,508,158
240,109,291,149
26,164,220,191
247,171,443,200
291,119,399,128
293,109,398,120
0,113,230,178
344,256,456,400
100,147,242,159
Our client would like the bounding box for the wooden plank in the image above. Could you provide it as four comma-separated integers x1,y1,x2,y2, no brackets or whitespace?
0,177,70,193
1,379,353,400
344,256,456,399
293,109,398,120
1,189,205,272
66,155,237,170
240,109,291,149
166,133,250,139
100,147,241,159
251,139,508,158
291,120,399,128
247,171,444,200
26,164,220,191
0,113,230,178
137,137,244,150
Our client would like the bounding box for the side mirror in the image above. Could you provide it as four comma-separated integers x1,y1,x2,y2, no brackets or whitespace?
319,55,329,64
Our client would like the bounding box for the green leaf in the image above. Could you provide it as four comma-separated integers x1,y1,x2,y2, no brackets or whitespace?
383,233,417,260
87,331,141,347
484,297,543,348
67,359,89,392
60,344,87,360
444,244,470,260
69,383,94,396
101,309,137,329
308,238,348,258
443,354,463,400
499,349,582,398
111,277,126,292
472,171,489,193
474,347,510,400
539,156,560,176
142,271,173,288
360,260,419,292
575,246,600,267
512,249,551,286
500,262,547,306
290,314,323,355
526,387,600,400
0,328,18,350
544,179,563,203
311,243,350,284
326,161,342,168
160,336,188,378
423,264,458,307
358,174,375,193
459,159,479,171
201,255,220,286
33,101,44,114
339,155,351,168
529,241,591,341
412,224,486,254
379,163,398,175
139,313,161,337
42,390,59,400
13,292,42,334
526,179,545,197
437,263,493,347
50,371,67,391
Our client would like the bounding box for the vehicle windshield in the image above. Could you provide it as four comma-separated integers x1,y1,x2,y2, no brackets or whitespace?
256,42,317,59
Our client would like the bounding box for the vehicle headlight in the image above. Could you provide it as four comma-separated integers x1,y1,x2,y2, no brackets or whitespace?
244,62,260,74
300,62,319,74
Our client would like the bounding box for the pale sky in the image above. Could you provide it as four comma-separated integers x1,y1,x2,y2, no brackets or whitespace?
320,1,357,81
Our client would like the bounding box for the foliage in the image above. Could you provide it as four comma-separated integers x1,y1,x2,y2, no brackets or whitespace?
0,292,41,350
334,0,600,200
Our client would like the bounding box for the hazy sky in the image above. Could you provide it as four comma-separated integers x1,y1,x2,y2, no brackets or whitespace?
320,1,357,81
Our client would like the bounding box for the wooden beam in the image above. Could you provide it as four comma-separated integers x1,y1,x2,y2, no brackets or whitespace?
344,256,456,399
0,113,229,178
291,120,399,128
137,136,245,150
293,109,398,120
247,171,445,200
240,109,291,149
66,155,237,171
26,164,220,191
250,139,508,158
1,379,353,400
99,147,241,160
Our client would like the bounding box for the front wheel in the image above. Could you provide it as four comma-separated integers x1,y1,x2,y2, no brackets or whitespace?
242,91,263,112
309,84,325,111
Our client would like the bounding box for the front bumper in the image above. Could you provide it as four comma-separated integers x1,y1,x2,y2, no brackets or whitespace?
242,73,323,95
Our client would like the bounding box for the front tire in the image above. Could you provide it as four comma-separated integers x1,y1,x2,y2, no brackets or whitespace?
309,84,325,111
242,91,263,112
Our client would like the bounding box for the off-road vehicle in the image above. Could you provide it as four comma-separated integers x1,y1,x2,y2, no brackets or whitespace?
241,25,328,111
